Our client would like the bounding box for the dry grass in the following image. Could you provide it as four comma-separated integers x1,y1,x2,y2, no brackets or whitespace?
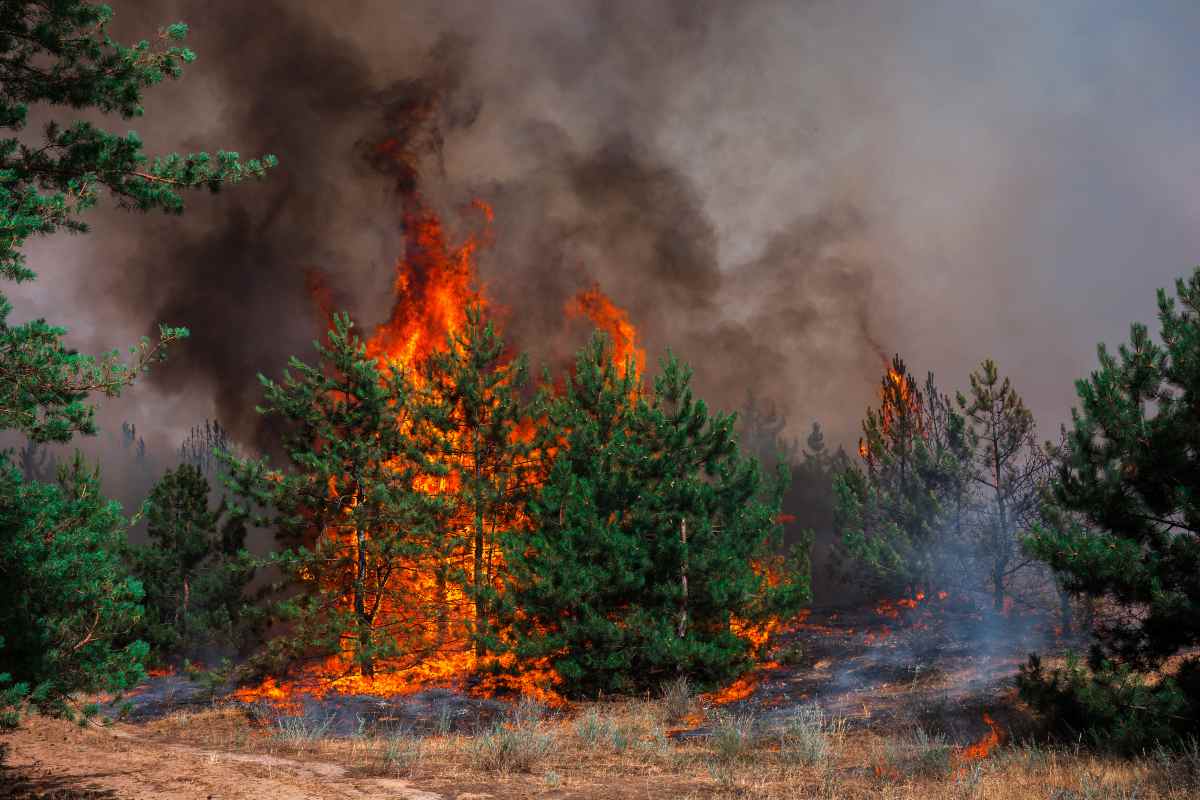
130,700,1200,799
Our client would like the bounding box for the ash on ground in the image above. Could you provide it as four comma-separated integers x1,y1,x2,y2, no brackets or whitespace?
105,678,509,737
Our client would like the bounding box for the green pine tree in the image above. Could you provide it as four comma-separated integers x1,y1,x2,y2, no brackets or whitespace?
499,334,808,697
222,314,448,678
957,359,1051,612
1027,267,1200,670
0,455,147,725
0,2,274,722
128,463,257,663
1020,268,1200,750
0,2,276,443
416,304,536,659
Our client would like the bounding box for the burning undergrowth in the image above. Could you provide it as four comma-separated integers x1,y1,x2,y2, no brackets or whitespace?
107,589,1067,761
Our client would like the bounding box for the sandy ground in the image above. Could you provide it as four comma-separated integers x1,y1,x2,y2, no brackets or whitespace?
0,717,444,800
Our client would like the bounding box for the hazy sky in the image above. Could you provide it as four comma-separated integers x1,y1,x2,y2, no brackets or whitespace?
13,0,1200,479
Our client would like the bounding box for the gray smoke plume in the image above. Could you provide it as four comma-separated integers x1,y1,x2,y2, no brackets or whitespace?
11,0,1200,499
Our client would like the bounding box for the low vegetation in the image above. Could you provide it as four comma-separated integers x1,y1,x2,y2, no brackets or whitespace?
82,697,1197,799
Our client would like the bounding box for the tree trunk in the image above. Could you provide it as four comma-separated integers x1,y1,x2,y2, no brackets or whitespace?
677,519,688,639
1056,579,1074,635
474,501,486,660
354,526,374,676
992,564,1005,612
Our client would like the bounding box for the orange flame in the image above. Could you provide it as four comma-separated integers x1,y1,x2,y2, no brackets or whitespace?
238,197,763,708
567,284,646,378
859,358,925,464
366,198,491,368
956,713,1003,764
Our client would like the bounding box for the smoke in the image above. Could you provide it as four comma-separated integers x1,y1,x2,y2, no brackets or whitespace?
11,0,1200,501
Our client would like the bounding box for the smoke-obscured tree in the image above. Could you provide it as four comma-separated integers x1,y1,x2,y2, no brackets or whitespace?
416,305,536,659
499,334,809,697
956,359,1054,612
222,314,448,678
127,464,257,663
0,2,274,722
739,391,799,471
0,455,146,725
180,420,235,476
835,356,973,593
794,422,855,602
16,439,56,482
740,398,851,604
1021,268,1200,749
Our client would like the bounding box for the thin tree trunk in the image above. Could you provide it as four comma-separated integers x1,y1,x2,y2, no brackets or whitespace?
354,526,374,676
677,519,688,639
1057,580,1074,635
474,501,486,660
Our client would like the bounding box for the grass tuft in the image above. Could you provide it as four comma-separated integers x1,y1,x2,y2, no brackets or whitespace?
778,704,846,767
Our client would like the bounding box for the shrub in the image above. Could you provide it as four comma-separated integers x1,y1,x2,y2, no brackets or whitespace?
881,727,953,779
383,733,423,777
1017,652,1197,753
273,712,335,743
708,712,759,764
660,675,694,721
779,705,844,767
470,702,554,774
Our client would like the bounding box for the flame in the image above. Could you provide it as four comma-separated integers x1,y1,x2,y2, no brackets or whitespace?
567,284,646,378
237,195,770,708
956,713,1003,764
706,661,781,705
366,197,490,367
859,358,925,464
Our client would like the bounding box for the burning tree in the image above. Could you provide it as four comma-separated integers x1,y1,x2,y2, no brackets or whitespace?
223,314,451,679
415,304,538,659
498,335,808,696
836,356,973,593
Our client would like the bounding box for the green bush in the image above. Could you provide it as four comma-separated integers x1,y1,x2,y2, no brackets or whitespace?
1017,652,1198,753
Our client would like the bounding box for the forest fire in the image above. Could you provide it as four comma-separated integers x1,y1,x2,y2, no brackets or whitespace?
567,284,647,378
859,358,925,461
232,193,773,710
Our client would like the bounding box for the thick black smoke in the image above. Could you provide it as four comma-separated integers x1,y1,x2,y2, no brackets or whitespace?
15,0,1200,477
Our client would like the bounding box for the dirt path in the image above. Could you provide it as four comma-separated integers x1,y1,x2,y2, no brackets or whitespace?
0,718,443,800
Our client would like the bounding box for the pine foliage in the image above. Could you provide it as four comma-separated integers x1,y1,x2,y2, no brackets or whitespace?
0,455,146,724
0,1,275,442
499,334,809,697
128,464,257,663
221,314,448,677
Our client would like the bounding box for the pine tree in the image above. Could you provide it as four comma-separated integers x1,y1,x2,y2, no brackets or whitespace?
1027,268,1200,670
1019,268,1200,749
957,359,1052,611
0,455,146,724
500,335,808,696
0,4,275,442
835,356,972,592
416,305,535,658
222,314,447,678
128,464,256,663
0,2,274,722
